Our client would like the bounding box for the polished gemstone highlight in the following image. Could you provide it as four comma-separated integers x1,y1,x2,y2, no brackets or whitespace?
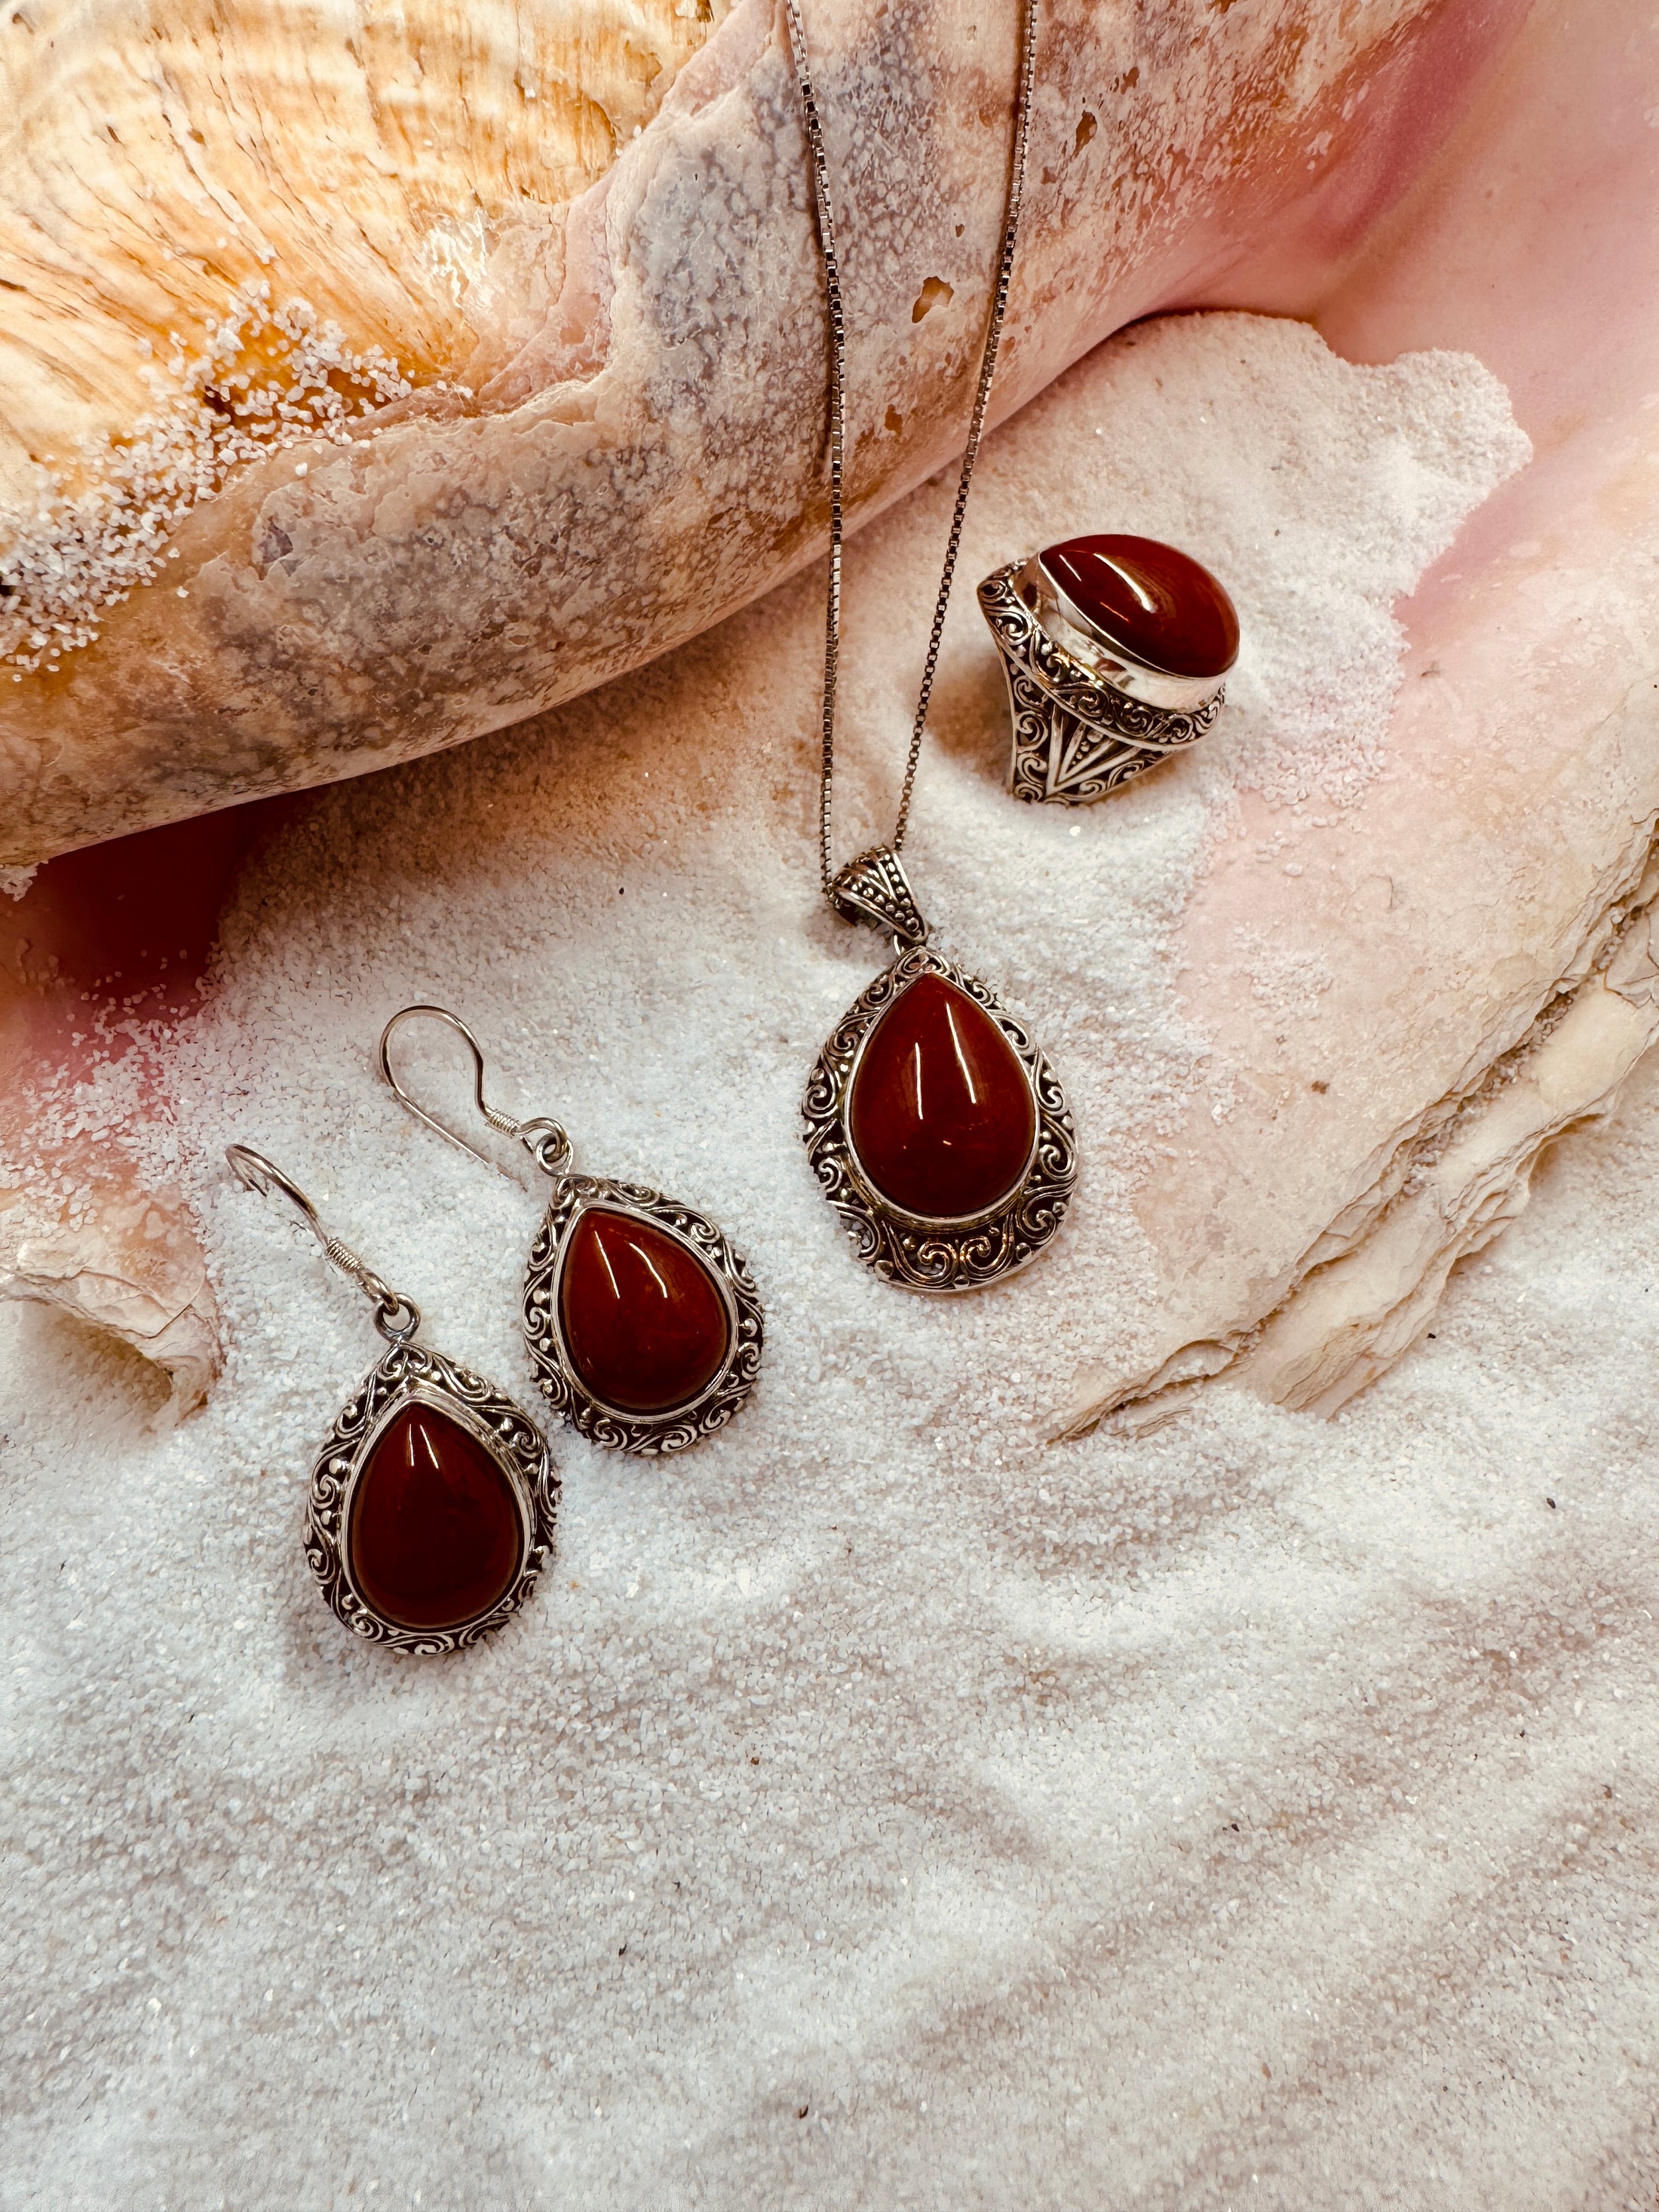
848,971,1036,1220
347,1402,524,1631
1039,532,1239,680
559,1207,731,1415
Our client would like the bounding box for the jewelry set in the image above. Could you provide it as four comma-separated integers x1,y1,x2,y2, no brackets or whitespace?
227,0,1240,1655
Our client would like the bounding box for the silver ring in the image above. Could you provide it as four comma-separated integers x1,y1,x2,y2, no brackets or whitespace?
977,534,1238,805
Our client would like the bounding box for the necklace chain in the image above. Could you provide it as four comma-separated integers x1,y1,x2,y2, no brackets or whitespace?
784,0,1040,901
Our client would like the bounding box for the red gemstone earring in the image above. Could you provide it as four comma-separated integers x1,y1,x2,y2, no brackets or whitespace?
378,1006,764,1458
224,1146,559,1653
978,533,1240,803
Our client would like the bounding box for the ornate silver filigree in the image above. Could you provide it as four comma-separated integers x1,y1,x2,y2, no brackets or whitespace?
522,1177,765,1456
977,563,1225,804
802,943,1076,1293
305,1340,558,1656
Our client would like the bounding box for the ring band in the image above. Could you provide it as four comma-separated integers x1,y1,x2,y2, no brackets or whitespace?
977,535,1238,805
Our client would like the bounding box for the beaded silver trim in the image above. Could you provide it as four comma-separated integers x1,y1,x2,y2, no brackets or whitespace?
829,845,929,946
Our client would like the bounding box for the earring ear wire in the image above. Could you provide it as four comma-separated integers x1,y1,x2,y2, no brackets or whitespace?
377,1004,571,1177
225,1142,420,1341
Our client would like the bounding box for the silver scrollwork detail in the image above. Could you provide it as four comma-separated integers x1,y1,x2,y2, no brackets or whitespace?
522,1176,765,1456
977,564,1224,804
305,1342,558,1655
802,944,1076,1293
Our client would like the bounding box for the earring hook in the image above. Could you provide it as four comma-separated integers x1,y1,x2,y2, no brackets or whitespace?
377,1004,572,1176
225,1143,420,1341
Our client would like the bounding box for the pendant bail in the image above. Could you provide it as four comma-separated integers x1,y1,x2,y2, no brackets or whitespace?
828,845,929,947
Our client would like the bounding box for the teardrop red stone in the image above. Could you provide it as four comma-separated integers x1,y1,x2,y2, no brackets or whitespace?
347,1403,525,1631
559,1207,731,1415
1039,532,1239,680
848,971,1036,1221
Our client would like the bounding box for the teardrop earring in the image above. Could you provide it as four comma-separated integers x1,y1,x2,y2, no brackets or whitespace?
377,1006,764,1458
224,1145,559,1653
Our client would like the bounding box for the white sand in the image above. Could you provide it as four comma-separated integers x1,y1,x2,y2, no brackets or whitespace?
8,313,1654,2208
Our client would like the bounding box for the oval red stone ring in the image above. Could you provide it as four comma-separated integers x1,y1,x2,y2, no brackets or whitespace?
977,532,1240,805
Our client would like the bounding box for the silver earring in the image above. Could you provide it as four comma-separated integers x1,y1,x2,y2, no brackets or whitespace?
978,532,1239,803
224,1146,558,1655
378,1006,764,1458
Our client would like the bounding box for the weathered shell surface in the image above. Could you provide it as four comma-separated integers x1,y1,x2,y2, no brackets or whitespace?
0,0,1453,864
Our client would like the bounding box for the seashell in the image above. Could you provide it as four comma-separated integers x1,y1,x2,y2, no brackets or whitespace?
0,0,1521,868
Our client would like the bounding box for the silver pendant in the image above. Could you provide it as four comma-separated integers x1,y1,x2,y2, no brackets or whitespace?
521,1162,765,1457
306,1337,559,1655
802,848,1076,1293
